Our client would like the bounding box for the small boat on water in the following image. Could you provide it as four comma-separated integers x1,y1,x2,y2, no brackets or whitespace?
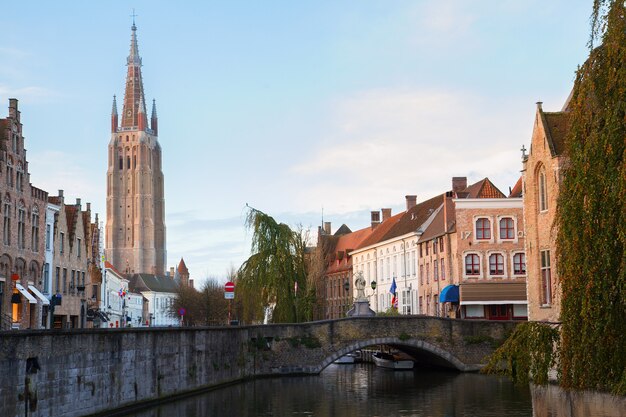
372,351,414,370
334,351,362,364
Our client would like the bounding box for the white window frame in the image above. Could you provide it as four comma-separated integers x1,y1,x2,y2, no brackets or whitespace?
487,251,506,278
511,251,526,276
463,251,483,279
473,216,494,243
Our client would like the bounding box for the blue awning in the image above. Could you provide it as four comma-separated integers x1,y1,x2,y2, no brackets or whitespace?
440,285,459,303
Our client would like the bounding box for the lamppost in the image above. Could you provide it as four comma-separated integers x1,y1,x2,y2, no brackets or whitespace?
370,280,377,312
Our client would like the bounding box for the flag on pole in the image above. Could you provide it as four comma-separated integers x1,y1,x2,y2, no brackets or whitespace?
390,278,398,309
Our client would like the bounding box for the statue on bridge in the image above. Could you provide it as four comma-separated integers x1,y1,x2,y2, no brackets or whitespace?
346,271,375,317
354,271,367,301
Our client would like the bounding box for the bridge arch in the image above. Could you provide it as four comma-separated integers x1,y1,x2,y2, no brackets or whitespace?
319,337,471,372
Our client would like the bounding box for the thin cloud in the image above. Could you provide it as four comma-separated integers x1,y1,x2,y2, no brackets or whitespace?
289,87,532,212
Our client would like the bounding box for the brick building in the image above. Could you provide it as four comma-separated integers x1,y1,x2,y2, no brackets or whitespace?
47,191,101,328
521,101,570,322
0,99,49,329
316,223,370,319
414,177,527,320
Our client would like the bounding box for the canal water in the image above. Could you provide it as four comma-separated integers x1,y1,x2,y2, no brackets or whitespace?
128,363,626,417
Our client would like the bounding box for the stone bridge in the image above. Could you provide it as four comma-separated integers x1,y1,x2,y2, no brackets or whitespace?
0,316,518,417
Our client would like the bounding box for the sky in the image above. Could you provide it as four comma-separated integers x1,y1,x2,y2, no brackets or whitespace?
1,1,591,286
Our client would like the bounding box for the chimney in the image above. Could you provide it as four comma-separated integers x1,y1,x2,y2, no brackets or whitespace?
536,101,543,111
76,198,81,208
8,98,19,120
58,189,64,202
452,177,467,193
371,211,380,229
86,202,91,212
323,222,331,235
170,267,175,277
405,195,417,210
381,208,392,221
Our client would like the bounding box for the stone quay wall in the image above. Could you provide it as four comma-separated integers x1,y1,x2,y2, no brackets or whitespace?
0,317,519,417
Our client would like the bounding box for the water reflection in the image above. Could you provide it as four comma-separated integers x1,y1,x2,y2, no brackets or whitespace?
127,364,625,417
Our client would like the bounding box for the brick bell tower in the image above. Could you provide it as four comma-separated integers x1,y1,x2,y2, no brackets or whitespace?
105,22,166,275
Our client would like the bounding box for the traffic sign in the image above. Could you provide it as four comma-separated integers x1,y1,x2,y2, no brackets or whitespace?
225,281,235,292
224,292,235,299
179,308,186,316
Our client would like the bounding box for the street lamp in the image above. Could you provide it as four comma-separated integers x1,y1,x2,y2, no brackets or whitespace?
371,280,378,312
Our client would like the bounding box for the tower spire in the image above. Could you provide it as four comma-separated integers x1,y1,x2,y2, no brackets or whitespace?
121,23,146,128
151,99,158,135
111,95,118,133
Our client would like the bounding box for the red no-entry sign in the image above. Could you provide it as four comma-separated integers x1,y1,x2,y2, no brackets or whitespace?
225,281,235,299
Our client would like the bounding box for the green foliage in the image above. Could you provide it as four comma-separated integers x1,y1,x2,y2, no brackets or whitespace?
377,308,400,317
237,207,313,323
398,332,411,341
483,322,559,386
556,0,626,394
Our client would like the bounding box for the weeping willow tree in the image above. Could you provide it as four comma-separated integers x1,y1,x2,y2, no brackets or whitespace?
237,207,314,323
556,0,626,394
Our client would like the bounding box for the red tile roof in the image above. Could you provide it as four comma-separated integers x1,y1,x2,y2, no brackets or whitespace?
105,261,125,277
509,176,523,198
177,258,189,274
462,178,506,199
354,211,404,250
325,226,372,274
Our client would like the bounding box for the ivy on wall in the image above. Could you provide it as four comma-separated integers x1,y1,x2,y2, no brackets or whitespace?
556,0,626,394
482,322,559,386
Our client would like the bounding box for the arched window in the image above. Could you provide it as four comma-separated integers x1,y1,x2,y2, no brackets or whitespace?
31,206,40,252
465,254,480,276
489,253,504,275
499,217,515,239
3,197,11,245
476,218,491,240
541,250,552,305
538,166,548,211
513,253,526,275
17,203,26,249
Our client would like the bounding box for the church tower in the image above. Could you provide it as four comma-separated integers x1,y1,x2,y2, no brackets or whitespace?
106,23,166,275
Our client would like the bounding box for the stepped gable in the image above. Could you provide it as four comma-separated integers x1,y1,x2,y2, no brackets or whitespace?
541,111,571,157
509,176,523,198
65,205,78,243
